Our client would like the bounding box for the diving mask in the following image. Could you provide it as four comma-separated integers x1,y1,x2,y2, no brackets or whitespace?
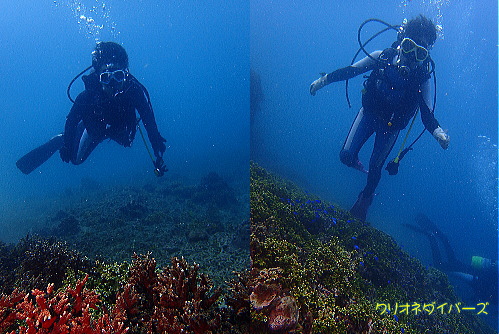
400,37,429,62
99,69,127,85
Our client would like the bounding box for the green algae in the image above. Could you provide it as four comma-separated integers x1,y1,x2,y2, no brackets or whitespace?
250,162,495,334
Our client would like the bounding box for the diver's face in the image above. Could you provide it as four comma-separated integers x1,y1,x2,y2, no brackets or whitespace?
398,49,418,66
101,79,125,97
99,65,127,97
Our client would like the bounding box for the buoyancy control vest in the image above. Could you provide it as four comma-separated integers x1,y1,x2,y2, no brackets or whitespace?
361,48,432,130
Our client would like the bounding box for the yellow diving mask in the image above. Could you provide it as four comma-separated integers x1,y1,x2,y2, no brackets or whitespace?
400,37,429,62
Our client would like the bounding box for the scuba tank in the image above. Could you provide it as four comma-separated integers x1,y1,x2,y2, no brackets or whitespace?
471,256,496,271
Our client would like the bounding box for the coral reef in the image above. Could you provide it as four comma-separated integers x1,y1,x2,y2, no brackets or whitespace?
0,169,251,332
224,270,251,324
249,162,496,334
0,252,250,333
115,253,223,333
0,235,92,294
0,241,17,295
249,267,312,333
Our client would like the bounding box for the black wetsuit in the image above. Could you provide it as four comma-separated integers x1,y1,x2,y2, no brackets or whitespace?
61,72,165,164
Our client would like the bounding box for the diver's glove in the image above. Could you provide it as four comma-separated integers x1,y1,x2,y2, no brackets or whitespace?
310,74,328,96
59,145,72,163
432,126,450,150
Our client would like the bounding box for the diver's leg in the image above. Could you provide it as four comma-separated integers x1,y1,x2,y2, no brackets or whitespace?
414,214,444,268
340,108,374,173
433,234,467,272
363,128,399,196
70,123,102,165
350,128,399,221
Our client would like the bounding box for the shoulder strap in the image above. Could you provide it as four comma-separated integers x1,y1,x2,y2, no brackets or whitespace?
129,74,153,109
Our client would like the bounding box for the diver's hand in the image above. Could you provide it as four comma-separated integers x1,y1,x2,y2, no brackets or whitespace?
59,146,72,163
153,156,167,177
310,74,328,96
433,126,450,150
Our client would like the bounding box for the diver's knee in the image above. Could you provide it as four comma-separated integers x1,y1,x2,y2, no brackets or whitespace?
71,155,86,165
339,149,355,167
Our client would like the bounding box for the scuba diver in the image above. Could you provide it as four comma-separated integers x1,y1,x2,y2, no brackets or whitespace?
16,42,167,176
404,214,498,305
309,15,450,221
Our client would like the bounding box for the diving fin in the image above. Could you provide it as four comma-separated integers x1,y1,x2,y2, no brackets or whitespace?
16,134,64,174
350,191,373,221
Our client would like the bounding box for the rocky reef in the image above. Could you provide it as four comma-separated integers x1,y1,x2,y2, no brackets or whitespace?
31,171,249,287
249,162,496,334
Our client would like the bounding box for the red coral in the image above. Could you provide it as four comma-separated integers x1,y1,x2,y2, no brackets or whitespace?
224,270,251,333
1,254,242,334
0,289,25,333
114,253,222,333
1,275,128,334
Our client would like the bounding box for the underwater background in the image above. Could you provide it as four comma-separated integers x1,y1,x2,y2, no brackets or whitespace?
0,0,497,332
251,0,497,287
0,0,249,242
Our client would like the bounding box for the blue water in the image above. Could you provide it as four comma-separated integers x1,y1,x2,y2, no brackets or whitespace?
251,0,497,293
0,1,249,241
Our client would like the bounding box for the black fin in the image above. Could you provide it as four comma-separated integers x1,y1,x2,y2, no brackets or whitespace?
16,134,64,174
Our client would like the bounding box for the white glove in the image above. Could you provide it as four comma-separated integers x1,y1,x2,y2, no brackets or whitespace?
433,126,450,149
310,74,328,96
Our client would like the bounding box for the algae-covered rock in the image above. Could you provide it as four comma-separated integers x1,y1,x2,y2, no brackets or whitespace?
250,162,495,334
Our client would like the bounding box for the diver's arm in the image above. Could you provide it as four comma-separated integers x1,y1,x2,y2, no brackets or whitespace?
419,80,438,132
134,85,166,157
419,80,449,149
310,51,381,96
